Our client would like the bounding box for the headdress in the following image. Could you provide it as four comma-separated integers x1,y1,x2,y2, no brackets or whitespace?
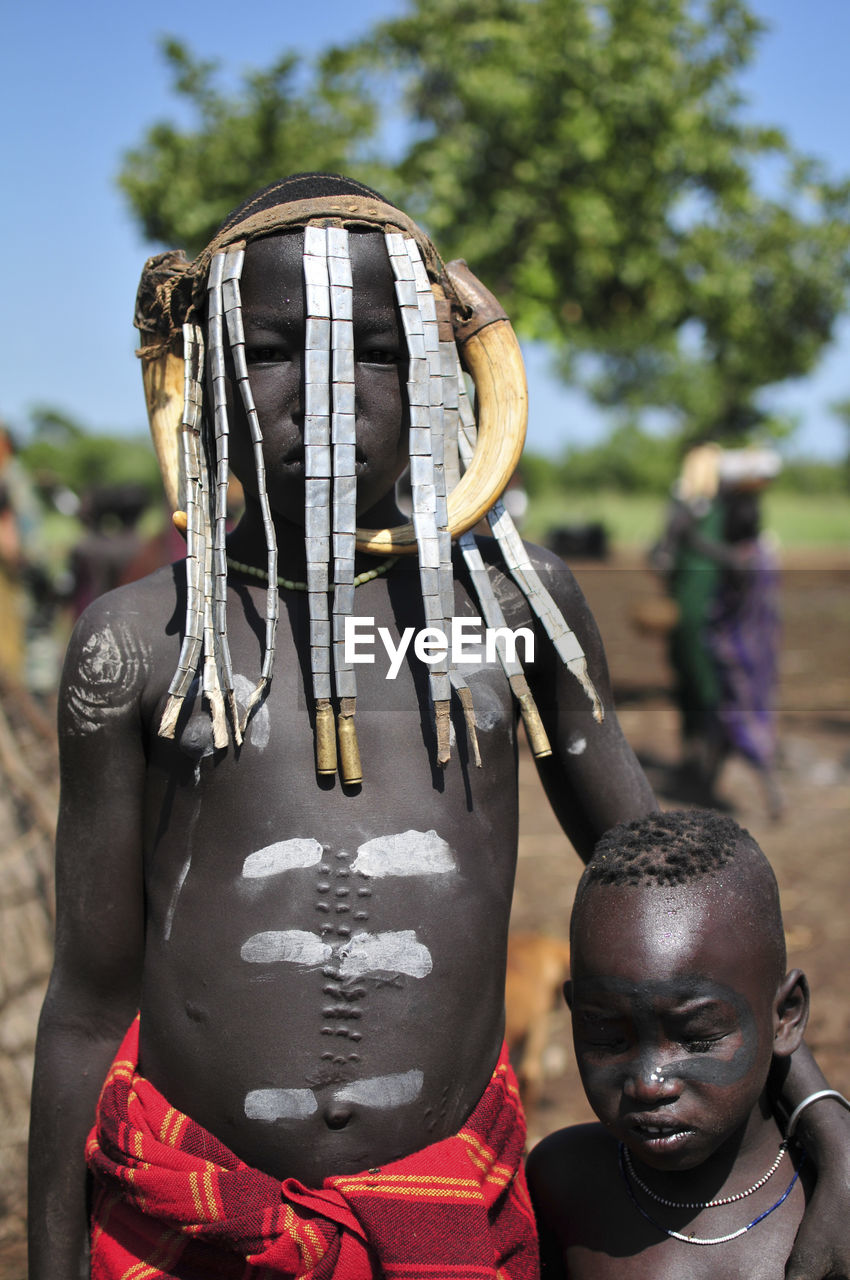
135,175,602,781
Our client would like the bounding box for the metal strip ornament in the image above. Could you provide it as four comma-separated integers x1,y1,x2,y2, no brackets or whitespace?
302,226,336,775
222,244,278,732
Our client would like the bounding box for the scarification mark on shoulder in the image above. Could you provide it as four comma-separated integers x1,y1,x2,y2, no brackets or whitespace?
65,620,148,735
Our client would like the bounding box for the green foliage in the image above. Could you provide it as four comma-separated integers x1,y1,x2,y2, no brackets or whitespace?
760,490,850,544
523,486,850,548
525,426,846,501
19,407,161,499
117,3,850,453
118,39,384,255
522,424,680,498
560,423,681,493
773,458,846,495
329,0,850,441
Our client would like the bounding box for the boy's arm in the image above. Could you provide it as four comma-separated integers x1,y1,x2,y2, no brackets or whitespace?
526,1136,570,1280
28,599,148,1280
772,1045,850,1279
521,545,657,860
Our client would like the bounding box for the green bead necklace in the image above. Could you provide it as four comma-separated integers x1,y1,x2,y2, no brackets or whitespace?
226,554,400,592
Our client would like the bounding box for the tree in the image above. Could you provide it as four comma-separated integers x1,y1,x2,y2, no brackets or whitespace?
19,408,161,500
327,0,850,442
118,39,383,256
118,3,850,447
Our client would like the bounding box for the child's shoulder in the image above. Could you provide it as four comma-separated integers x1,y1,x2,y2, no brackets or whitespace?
527,1122,619,1217
65,561,183,653
59,562,184,732
464,534,585,616
528,1121,618,1193
469,532,578,578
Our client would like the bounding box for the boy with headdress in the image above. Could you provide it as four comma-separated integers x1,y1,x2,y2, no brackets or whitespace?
28,176,850,1279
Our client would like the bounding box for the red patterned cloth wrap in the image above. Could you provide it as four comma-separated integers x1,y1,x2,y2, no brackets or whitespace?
86,1018,538,1279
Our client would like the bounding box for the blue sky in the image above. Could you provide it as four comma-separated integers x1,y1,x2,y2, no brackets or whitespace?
2,0,848,459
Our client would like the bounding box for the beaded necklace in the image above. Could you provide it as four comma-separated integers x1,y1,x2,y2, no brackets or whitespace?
618,1143,802,1247
226,554,399,592
622,1139,788,1208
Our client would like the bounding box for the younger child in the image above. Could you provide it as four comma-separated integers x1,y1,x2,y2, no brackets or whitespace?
527,809,838,1278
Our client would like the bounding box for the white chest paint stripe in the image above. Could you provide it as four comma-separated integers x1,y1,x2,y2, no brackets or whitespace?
245,1089,318,1121
240,928,433,978
240,930,332,966
351,829,455,878
242,838,324,879
337,930,432,979
244,1071,424,1122
334,1069,424,1108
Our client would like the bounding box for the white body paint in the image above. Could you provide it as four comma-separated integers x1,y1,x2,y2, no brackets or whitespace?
334,1070,423,1108
244,1072,423,1122
338,931,432,979
351,829,455,878
163,853,192,942
242,838,324,879
238,826,439,1125
240,927,433,979
245,1088,318,1120
466,678,502,731
241,930,332,966
567,735,587,755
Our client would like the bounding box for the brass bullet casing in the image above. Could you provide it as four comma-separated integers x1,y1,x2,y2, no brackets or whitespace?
337,711,363,786
509,674,552,760
315,699,338,775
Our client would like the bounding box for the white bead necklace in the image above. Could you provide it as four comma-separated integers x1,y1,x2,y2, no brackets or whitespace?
622,1139,787,1208
618,1144,802,1247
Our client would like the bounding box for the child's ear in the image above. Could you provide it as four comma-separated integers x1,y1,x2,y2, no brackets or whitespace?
563,981,573,1010
772,969,809,1058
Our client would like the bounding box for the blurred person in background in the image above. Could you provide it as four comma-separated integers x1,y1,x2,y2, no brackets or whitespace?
652,443,782,817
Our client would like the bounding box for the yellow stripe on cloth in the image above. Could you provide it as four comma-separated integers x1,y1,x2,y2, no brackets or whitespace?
188,1171,206,1221
120,1229,184,1280
275,1203,320,1273
203,1165,219,1220
158,1107,177,1145
334,1173,479,1188
331,1181,482,1203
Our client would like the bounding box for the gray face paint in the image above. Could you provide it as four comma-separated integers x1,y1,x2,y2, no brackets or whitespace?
571,974,759,1088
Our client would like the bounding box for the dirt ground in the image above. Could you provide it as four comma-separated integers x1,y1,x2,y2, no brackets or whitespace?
511,549,850,1146
1,547,848,1274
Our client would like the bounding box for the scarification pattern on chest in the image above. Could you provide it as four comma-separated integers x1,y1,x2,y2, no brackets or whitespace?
238,829,456,1124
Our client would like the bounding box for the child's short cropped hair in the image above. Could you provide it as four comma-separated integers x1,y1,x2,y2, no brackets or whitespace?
573,808,786,976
